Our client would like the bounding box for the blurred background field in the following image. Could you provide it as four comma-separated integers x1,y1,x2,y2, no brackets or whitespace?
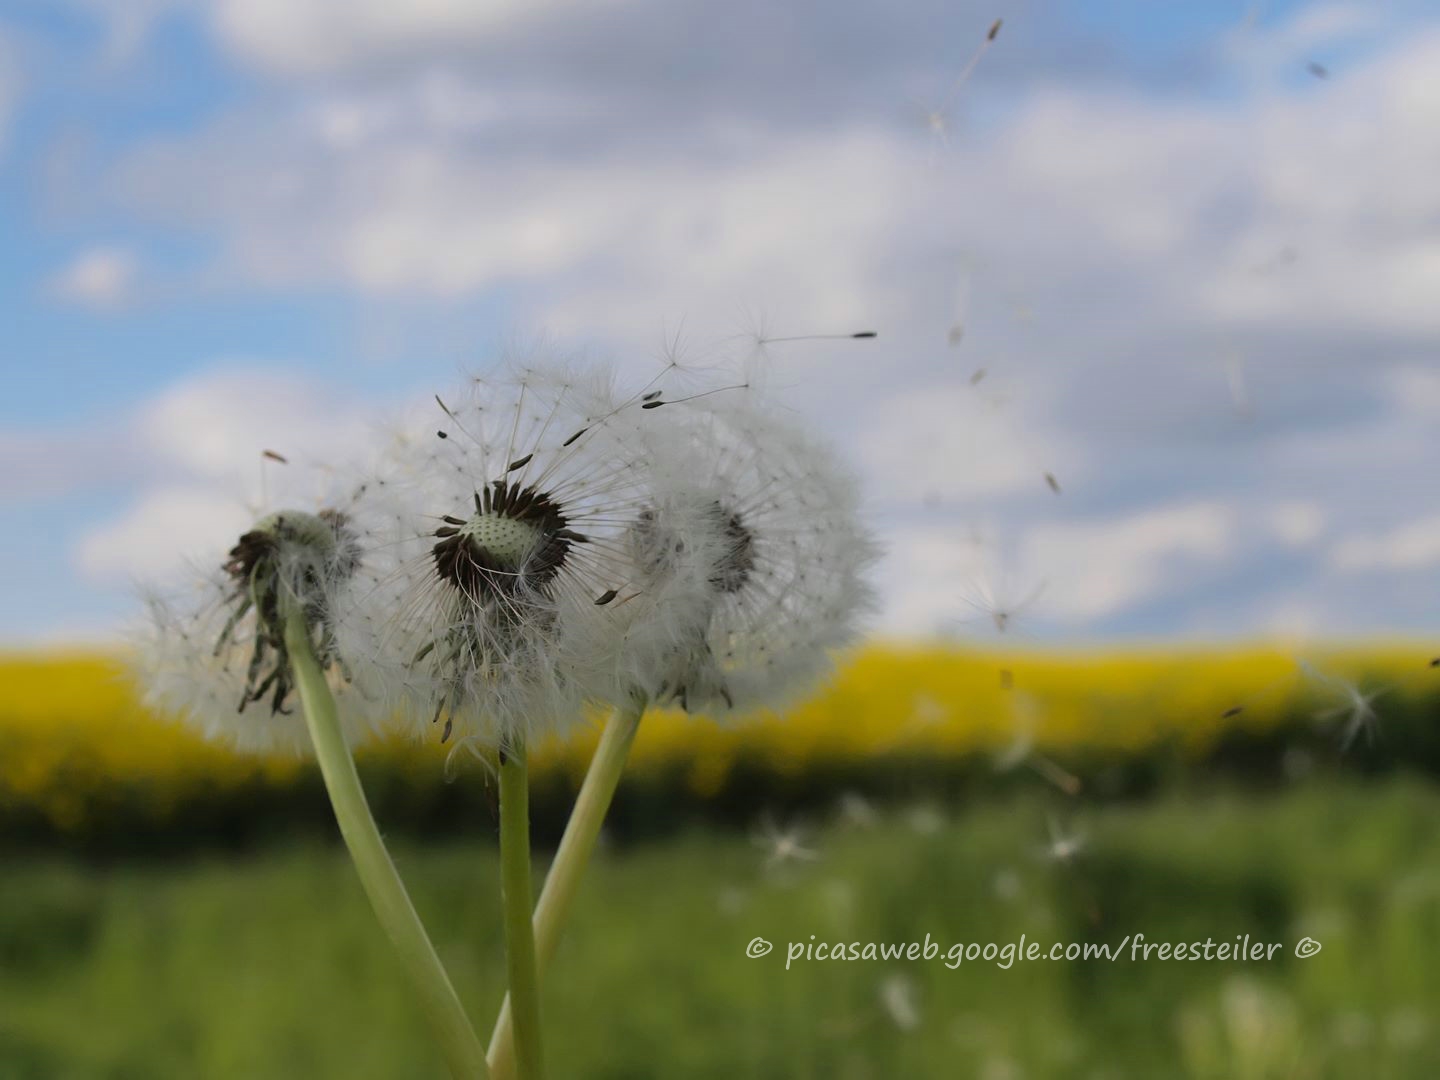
3,644,1439,1078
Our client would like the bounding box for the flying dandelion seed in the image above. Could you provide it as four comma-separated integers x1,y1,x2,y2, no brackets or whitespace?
1223,349,1252,419
879,973,922,1032
716,886,749,916
948,265,973,346
837,790,879,829
993,868,1022,901
913,17,1002,157
993,696,1082,795
1281,746,1314,782
1042,816,1086,864
961,573,1047,636
1329,684,1386,752
1300,660,1387,752
906,803,946,835
753,814,820,870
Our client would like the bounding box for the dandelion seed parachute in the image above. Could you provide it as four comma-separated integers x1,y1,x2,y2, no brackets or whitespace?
134,484,406,755
600,388,879,715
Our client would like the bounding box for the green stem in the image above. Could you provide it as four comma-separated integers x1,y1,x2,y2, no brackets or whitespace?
283,610,488,1080
487,702,644,1078
498,741,545,1080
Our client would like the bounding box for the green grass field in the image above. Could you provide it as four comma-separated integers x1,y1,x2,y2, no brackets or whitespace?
4,779,1439,1078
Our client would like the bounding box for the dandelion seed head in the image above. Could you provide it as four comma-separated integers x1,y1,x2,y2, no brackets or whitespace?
133,484,397,755
607,389,879,714
355,359,665,747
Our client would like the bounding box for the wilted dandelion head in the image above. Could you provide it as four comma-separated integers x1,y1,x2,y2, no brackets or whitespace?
609,390,879,714
135,485,396,754
366,360,659,747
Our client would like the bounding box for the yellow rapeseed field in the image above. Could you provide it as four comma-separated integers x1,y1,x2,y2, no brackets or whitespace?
0,643,1432,833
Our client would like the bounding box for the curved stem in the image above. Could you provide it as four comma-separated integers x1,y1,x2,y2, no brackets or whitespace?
488,703,644,1078
283,610,488,1079
498,741,545,1080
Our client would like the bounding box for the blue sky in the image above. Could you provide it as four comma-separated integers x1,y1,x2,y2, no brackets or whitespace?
1,0,1438,645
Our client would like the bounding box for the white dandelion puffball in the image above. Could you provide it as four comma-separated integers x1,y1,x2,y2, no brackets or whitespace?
356,360,669,748
607,387,879,715
135,486,405,755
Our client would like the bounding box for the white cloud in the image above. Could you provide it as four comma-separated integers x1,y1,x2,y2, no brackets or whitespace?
1265,501,1326,549
1330,514,1440,572
1017,502,1237,621
859,381,1070,503
875,502,1237,635
139,365,376,481
30,1,1440,641
109,22,1440,364
75,487,254,582
49,247,138,308
211,0,616,75
874,526,994,637
72,366,384,583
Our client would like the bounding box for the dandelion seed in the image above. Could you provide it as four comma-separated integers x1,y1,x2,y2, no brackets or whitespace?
907,803,945,835
913,16,1003,156
993,868,1022,901
993,696,1081,795
1042,816,1085,863
879,974,921,1031
716,886,749,916
1223,348,1252,419
750,328,878,346
753,814,820,869
1301,660,1387,752
837,790,879,829
961,573,1046,636
1328,683,1385,752
1281,746,1314,782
